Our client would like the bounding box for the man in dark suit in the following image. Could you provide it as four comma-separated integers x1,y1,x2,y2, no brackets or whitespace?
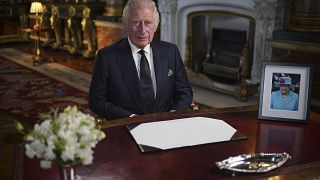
89,0,193,120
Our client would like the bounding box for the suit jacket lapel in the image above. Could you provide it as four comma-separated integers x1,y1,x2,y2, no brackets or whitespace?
151,41,168,109
116,39,147,113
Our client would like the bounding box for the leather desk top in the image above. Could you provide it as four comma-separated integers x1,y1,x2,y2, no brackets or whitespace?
14,106,320,179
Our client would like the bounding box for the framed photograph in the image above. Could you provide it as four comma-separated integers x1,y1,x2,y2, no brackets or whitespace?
258,62,313,123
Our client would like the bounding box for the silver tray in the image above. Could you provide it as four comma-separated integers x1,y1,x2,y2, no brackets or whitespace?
216,152,291,173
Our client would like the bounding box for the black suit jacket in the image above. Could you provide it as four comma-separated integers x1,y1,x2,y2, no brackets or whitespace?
89,38,193,120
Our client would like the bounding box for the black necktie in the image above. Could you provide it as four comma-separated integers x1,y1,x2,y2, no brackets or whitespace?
139,49,155,112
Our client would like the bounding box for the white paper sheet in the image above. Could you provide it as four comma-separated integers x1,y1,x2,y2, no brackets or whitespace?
129,117,238,150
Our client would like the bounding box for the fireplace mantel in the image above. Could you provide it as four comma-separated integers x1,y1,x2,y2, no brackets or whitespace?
158,0,285,84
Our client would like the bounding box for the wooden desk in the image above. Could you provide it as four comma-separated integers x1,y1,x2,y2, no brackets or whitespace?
14,106,320,179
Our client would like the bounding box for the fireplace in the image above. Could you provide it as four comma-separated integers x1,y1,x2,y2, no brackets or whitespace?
158,0,285,100
189,12,254,81
202,27,247,79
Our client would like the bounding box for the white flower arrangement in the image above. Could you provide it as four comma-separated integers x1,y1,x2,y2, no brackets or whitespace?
16,106,105,169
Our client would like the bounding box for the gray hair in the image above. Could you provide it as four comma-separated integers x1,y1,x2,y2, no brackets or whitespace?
122,0,160,29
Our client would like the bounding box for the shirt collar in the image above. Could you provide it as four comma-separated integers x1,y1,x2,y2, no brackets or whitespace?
128,37,151,55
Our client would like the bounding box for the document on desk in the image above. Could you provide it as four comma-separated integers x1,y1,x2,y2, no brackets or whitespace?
127,117,247,152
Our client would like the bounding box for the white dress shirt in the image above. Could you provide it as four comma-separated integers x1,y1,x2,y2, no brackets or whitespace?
128,38,157,97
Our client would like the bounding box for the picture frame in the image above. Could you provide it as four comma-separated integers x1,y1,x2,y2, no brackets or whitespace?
258,62,313,123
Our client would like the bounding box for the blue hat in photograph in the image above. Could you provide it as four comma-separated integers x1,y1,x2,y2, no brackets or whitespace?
278,77,291,85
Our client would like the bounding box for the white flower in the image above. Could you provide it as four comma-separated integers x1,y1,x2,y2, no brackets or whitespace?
25,144,36,159
30,140,46,159
43,140,56,160
40,160,52,169
20,105,106,169
77,147,93,165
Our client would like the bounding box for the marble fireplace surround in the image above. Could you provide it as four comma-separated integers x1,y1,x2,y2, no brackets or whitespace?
158,0,285,84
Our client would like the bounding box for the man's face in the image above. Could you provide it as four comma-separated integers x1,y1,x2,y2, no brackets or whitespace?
280,85,289,95
127,4,157,49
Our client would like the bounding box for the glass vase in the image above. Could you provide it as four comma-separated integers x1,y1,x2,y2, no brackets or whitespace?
59,165,80,180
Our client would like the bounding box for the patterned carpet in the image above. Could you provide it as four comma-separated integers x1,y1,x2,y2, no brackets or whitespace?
0,48,91,180
0,48,91,93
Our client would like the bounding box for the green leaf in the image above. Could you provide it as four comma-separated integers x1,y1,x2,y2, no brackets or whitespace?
15,121,25,135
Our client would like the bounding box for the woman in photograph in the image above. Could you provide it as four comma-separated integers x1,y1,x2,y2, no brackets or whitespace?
270,76,299,111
